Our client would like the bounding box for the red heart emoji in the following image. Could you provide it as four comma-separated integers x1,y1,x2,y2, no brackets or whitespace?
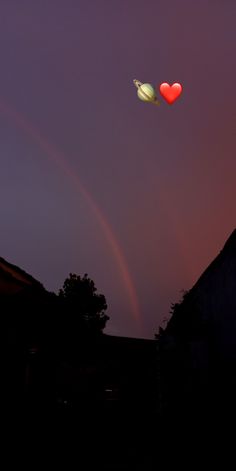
159,82,182,104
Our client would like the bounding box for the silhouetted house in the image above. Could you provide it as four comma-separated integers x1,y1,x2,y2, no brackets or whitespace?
54,334,157,415
2,256,157,421
2,256,54,407
158,229,236,421
2,256,53,346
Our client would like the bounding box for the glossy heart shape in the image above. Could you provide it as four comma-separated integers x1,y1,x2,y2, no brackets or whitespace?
159,82,182,104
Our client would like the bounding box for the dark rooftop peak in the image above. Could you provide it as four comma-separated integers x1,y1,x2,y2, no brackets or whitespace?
0,256,45,293
221,229,236,252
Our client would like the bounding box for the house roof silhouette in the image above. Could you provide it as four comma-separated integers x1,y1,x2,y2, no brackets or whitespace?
164,228,236,360
0,256,44,295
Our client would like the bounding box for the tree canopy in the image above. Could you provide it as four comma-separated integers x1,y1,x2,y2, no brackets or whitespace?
59,273,109,334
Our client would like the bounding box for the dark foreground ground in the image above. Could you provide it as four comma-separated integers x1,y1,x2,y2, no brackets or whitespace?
5,395,236,470
6,400,158,470
4,333,236,469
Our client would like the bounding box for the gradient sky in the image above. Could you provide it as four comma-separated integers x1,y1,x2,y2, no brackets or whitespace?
0,1,235,338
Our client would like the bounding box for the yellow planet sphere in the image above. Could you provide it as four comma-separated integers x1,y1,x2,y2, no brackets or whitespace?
137,83,156,102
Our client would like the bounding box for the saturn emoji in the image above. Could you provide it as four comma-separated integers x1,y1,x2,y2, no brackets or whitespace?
133,79,160,106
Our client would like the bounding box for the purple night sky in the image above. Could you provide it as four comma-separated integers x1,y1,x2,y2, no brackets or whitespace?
0,1,235,338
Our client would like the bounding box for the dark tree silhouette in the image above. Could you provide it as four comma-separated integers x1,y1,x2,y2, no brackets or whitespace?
59,273,109,334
